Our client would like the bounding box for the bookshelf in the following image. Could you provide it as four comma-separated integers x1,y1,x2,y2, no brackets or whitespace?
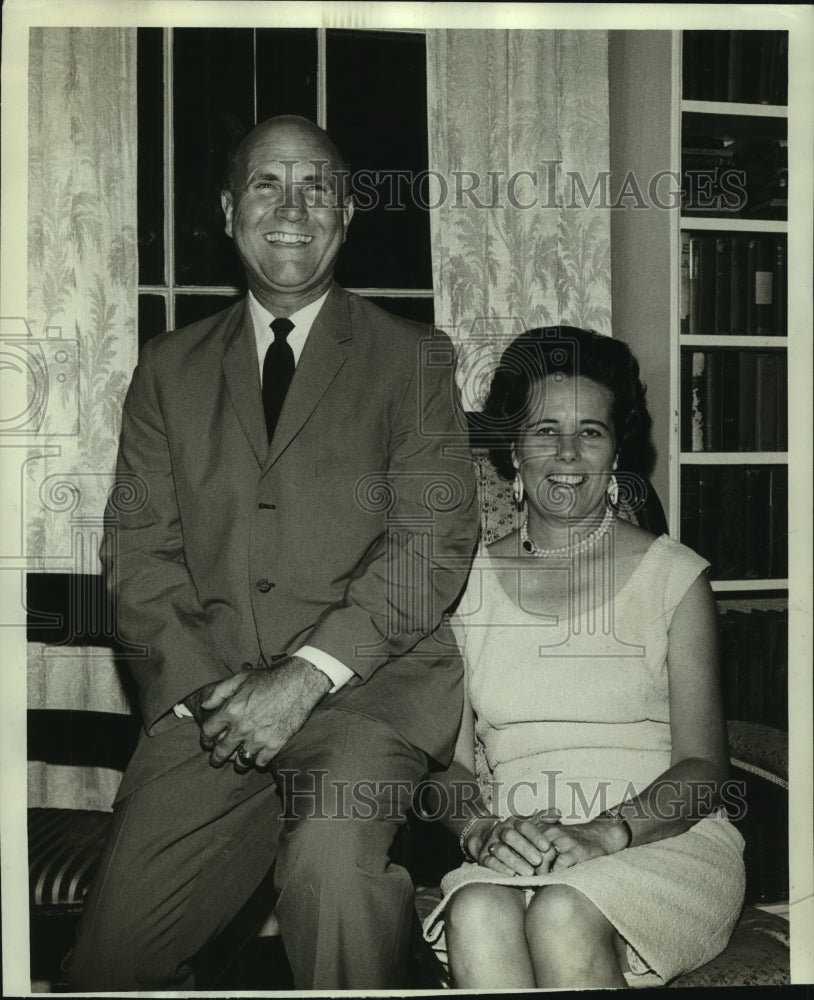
609,29,789,731
678,29,787,598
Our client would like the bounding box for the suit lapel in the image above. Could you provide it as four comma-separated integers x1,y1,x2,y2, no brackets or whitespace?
264,284,352,472
221,300,269,468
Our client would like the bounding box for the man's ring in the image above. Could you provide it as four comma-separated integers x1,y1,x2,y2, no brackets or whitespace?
487,842,498,856
549,842,559,855
236,744,256,764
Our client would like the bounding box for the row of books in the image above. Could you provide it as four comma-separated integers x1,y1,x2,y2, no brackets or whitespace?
682,30,788,106
680,234,787,336
719,608,787,729
681,349,787,452
681,137,787,220
680,465,787,580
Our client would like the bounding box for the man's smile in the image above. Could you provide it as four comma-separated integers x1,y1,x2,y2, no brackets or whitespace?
264,231,314,245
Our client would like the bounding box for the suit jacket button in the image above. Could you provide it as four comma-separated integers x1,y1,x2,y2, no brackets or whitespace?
256,579,274,593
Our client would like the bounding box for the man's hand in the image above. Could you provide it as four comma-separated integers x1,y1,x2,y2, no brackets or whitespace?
199,657,331,770
183,674,249,728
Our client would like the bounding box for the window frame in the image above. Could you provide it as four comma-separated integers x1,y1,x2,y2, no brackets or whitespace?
137,27,434,335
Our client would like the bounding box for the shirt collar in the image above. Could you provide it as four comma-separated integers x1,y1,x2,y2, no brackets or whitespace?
248,288,330,361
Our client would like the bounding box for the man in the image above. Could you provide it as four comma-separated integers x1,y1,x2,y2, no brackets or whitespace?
68,116,478,990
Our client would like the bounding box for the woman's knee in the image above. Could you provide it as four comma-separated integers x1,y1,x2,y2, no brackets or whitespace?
525,884,609,946
446,883,522,937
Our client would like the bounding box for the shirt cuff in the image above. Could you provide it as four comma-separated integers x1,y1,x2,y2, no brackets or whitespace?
173,702,193,718
296,645,355,693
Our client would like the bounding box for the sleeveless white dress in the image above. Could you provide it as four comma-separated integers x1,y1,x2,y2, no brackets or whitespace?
422,535,745,986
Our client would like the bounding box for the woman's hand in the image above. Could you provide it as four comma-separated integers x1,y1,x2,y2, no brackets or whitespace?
544,816,630,870
468,810,562,876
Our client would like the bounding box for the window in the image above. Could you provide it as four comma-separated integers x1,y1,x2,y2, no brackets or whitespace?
136,28,433,348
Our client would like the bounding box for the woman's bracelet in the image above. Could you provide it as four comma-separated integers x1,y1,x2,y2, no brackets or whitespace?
459,814,500,863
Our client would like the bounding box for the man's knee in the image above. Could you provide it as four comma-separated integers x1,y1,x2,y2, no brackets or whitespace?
274,813,403,894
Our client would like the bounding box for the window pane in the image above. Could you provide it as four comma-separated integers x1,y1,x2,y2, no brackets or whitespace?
138,294,166,350
255,29,318,122
327,30,431,290
175,294,242,329
173,29,254,287
363,296,434,325
137,28,165,285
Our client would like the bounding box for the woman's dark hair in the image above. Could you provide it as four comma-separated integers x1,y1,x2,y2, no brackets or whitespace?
481,326,653,479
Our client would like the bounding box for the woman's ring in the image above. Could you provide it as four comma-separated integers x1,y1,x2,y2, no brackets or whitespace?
487,842,498,856
549,842,559,855
236,744,256,764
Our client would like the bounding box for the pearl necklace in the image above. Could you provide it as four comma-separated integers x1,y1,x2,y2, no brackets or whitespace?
520,506,615,558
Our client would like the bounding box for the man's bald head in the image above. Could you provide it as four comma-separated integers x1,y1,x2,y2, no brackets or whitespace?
224,116,349,197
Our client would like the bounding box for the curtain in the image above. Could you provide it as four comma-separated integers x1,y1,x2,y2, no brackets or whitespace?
427,30,612,412
26,28,138,810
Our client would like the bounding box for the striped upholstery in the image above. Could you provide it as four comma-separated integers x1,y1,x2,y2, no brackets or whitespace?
28,808,113,913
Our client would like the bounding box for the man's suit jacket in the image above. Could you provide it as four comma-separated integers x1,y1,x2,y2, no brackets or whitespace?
104,285,479,798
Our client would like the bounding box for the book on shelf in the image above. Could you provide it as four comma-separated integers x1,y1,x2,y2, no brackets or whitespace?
774,239,787,343
755,352,778,451
681,465,787,580
703,351,722,451
686,350,705,451
680,464,702,555
683,30,788,105
742,466,771,578
747,237,774,336
720,350,739,450
727,31,743,104
682,234,787,337
737,351,757,451
680,350,692,448
697,466,720,570
679,232,691,336
714,236,732,335
688,235,715,335
717,467,745,578
760,31,789,106
768,468,788,578
765,610,788,729
681,348,785,453
729,234,748,335
776,355,787,452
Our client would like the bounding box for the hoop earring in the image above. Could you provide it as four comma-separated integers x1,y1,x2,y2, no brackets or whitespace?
513,473,525,509
606,473,619,506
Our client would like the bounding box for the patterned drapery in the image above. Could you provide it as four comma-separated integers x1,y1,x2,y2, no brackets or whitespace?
427,30,612,411
26,28,138,809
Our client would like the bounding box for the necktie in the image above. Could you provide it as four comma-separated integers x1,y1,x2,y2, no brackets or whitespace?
262,317,295,444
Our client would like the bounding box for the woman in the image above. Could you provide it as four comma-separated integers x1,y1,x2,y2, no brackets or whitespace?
422,327,745,988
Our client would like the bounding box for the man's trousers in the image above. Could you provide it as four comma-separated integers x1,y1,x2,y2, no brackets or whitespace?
67,706,429,990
